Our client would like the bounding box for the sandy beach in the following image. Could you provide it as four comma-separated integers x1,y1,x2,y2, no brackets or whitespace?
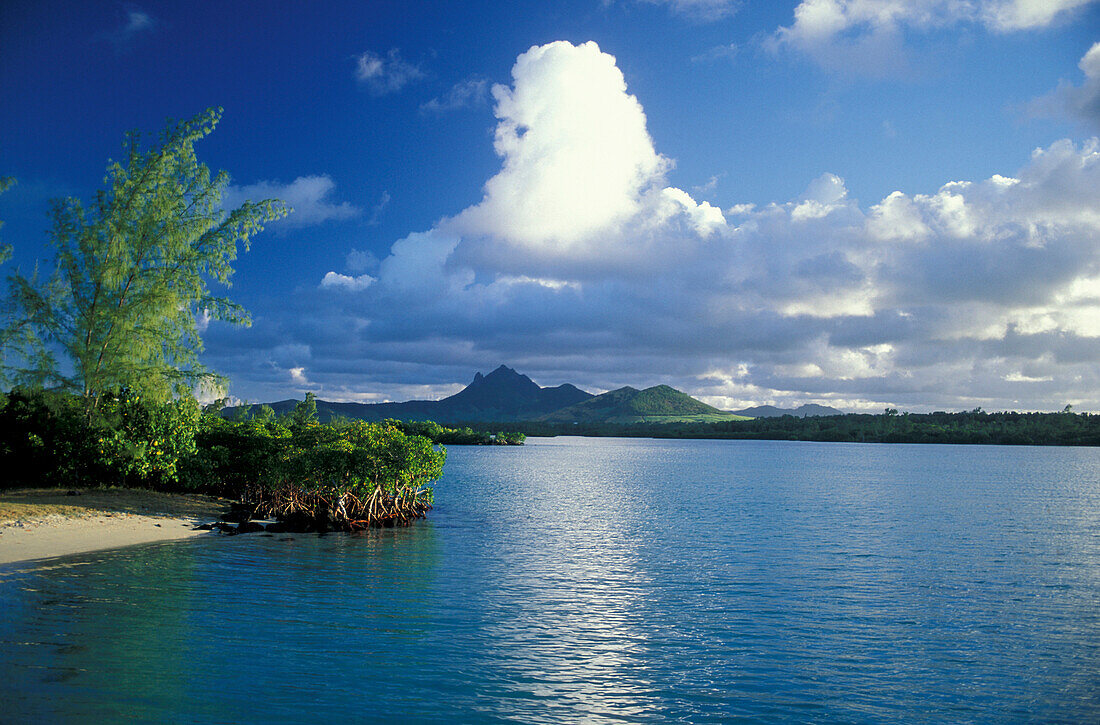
0,488,228,566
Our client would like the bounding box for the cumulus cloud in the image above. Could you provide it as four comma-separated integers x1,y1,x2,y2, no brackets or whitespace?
446,41,675,261
222,175,359,229
220,40,1100,412
771,0,1098,74
1031,42,1100,132
421,77,490,113
355,49,424,94
320,272,376,292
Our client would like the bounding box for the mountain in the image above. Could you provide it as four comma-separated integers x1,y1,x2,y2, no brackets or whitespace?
539,384,751,424
436,365,592,420
731,404,843,418
229,365,593,423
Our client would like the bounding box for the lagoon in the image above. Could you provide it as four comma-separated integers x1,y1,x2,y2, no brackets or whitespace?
2,437,1099,722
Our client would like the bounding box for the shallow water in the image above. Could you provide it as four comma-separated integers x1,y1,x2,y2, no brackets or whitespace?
2,437,1099,722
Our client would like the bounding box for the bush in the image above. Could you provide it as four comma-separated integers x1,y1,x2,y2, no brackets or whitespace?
0,391,447,531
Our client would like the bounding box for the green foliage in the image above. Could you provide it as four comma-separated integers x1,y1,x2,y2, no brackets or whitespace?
3,109,287,412
95,391,201,486
254,404,276,424
180,413,291,498
0,387,201,489
395,419,525,445
285,391,318,429
0,389,447,530
181,413,445,528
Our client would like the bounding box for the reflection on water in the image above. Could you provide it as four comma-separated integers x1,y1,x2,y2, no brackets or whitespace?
2,438,1099,722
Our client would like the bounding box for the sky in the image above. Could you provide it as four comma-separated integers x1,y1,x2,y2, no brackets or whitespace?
1,0,1099,412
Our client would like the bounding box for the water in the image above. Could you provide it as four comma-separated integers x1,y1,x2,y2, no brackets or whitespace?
2,437,1099,722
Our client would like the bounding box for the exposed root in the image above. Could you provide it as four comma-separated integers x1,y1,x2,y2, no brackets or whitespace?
247,483,432,532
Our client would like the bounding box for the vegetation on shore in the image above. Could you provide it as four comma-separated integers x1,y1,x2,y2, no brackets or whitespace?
0,110,445,532
395,420,525,446
0,388,444,530
481,407,1100,446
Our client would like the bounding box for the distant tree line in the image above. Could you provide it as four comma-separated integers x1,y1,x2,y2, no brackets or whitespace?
394,420,525,446
460,408,1100,446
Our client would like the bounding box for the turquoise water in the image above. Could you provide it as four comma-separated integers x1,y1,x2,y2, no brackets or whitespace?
2,437,1099,722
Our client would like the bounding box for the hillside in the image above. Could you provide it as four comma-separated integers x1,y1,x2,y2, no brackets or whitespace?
731,404,843,418
540,385,752,424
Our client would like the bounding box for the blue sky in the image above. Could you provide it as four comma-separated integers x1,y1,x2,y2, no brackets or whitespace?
2,0,1099,411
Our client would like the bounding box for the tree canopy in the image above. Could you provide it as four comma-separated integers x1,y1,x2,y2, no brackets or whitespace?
4,108,287,411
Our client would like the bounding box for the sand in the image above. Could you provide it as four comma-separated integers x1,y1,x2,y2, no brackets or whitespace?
0,488,228,566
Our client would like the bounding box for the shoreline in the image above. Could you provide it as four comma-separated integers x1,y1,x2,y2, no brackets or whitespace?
0,513,212,566
0,488,228,567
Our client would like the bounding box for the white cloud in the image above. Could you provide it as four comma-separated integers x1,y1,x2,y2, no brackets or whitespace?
448,41,672,257
771,0,1098,73
222,175,359,229
1031,42,1100,132
195,308,213,333
982,0,1096,30
320,271,376,292
355,49,424,94
421,77,490,113
228,41,1100,412
867,191,931,241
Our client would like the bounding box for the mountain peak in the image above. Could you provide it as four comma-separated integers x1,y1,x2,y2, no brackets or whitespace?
486,364,522,379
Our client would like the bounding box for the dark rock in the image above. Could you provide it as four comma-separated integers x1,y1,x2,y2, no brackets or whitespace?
193,522,218,530
236,521,267,534
65,490,82,496
205,521,238,535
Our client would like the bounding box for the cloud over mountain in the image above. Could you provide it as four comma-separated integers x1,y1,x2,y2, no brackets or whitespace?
269,41,1100,411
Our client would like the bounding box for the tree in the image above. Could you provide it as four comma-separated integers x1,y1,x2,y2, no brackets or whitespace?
5,108,287,412
0,176,49,389
286,392,319,428
0,176,14,264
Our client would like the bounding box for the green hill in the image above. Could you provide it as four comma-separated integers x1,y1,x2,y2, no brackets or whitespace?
539,384,752,424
